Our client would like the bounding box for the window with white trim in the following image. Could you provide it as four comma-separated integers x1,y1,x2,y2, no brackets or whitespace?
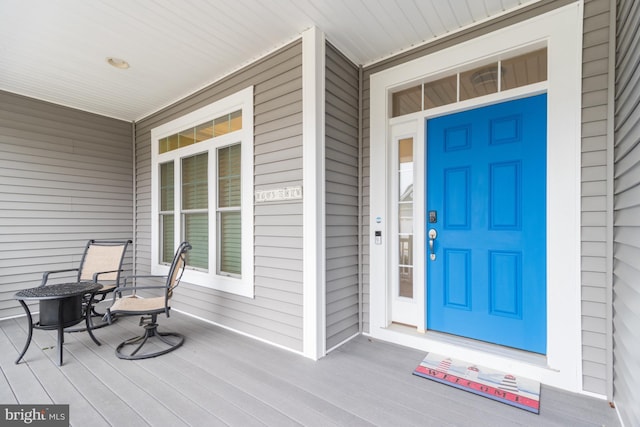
151,86,254,298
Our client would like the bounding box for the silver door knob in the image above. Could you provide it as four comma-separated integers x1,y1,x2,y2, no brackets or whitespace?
428,229,437,260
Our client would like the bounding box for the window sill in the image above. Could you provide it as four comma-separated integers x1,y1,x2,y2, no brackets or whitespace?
152,263,254,298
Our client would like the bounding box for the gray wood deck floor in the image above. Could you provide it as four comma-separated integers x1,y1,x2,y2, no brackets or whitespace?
1,311,620,427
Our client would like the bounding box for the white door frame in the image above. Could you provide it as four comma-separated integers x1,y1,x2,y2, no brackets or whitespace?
369,3,584,393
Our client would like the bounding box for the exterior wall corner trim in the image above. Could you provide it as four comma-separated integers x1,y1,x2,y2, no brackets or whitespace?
302,26,327,360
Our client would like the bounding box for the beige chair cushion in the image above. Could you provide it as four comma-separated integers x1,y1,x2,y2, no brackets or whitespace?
110,295,166,313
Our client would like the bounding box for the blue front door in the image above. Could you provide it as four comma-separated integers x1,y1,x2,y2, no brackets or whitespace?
426,94,547,354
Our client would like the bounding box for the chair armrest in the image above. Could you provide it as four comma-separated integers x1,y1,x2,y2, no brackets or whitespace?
41,268,79,286
123,274,168,287
117,285,168,292
110,284,169,302
110,275,169,299
92,269,124,282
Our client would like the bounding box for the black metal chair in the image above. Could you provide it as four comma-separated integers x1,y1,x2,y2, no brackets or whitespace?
106,241,191,360
41,239,132,330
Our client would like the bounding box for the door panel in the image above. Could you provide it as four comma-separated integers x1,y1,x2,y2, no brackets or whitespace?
427,94,547,354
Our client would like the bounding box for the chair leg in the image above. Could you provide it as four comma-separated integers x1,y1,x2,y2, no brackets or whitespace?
115,315,184,360
121,334,151,357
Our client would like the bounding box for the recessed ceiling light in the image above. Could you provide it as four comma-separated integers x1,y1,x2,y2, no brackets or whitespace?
106,57,130,69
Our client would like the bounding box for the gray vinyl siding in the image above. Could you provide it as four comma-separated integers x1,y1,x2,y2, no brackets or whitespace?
325,43,360,350
134,41,304,351
361,0,575,335
613,0,640,424
0,90,133,319
580,0,614,397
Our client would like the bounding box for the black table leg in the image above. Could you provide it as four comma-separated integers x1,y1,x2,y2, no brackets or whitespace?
15,300,33,364
57,297,65,366
85,292,101,346
57,325,64,365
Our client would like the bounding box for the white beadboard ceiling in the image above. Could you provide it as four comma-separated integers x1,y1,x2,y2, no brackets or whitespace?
0,0,537,122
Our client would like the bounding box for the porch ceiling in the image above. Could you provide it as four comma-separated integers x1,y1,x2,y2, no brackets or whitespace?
0,0,537,122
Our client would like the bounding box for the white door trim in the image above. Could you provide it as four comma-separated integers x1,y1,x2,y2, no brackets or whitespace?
369,3,584,392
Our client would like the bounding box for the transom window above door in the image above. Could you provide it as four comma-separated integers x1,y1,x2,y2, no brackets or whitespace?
392,48,547,117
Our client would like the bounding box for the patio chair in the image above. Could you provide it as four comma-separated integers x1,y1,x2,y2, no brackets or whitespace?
41,239,132,329
105,241,191,360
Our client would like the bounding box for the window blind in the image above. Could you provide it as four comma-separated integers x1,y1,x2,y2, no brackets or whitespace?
182,153,208,269
218,144,241,275
160,162,175,264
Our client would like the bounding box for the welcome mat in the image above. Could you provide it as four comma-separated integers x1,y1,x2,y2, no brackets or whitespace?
413,353,541,413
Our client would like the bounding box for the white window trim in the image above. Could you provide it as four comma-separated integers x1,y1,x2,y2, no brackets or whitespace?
370,3,583,393
151,86,254,298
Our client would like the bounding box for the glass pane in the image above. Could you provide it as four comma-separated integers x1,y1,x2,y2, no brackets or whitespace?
399,138,413,164
185,213,208,269
214,109,243,137
219,211,241,275
460,63,499,101
398,136,413,298
399,235,413,265
502,48,547,91
424,75,457,109
399,171,413,202
218,144,241,208
229,143,241,174
196,121,214,142
182,153,208,210
179,128,195,148
229,110,242,132
219,178,241,207
161,214,174,264
168,133,179,152
392,85,421,117
159,110,243,154
159,137,168,154
160,162,174,211
399,204,413,234
399,235,413,298
214,116,227,137
398,138,413,202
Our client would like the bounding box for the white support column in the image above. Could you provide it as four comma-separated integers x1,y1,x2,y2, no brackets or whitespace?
302,26,326,360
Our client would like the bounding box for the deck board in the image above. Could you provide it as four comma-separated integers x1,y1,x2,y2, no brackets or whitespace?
65,320,234,427
161,319,364,427
0,312,621,427
98,319,313,427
